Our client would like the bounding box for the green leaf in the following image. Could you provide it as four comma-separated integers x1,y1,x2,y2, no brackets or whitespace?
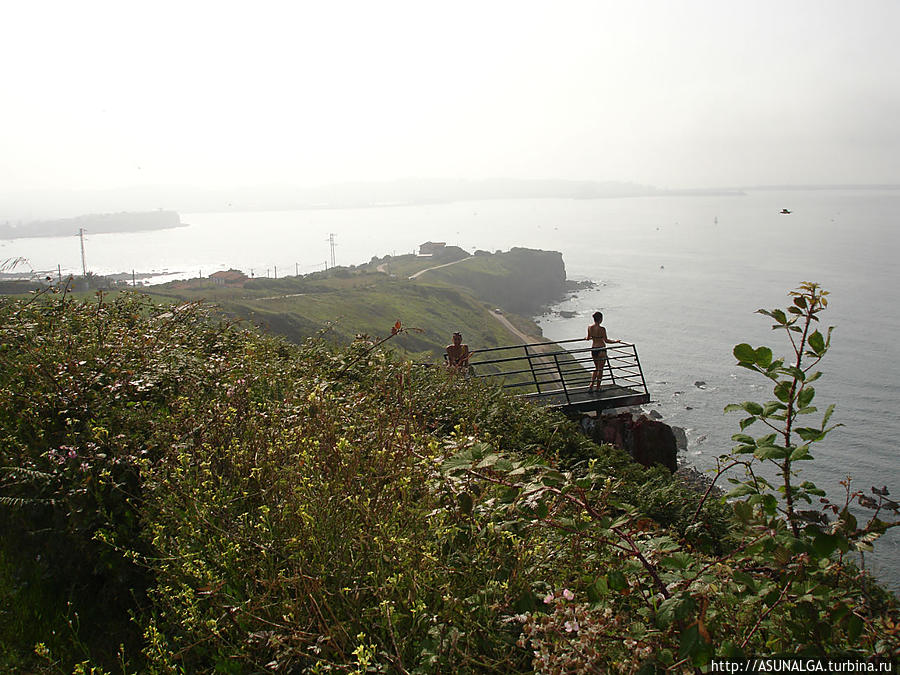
782,365,806,381
534,500,549,519
759,308,788,325
795,427,823,442
475,453,500,469
837,508,858,534
657,594,697,628
774,381,792,403
678,624,702,660
793,295,808,309
588,576,609,601
743,401,764,415
732,500,754,523
494,458,514,472
607,570,627,591
808,330,825,354
441,456,473,473
727,484,758,498
754,347,773,367
659,552,694,570
724,403,744,414
540,470,565,487
755,444,789,460
847,614,863,642
798,386,815,408
763,401,787,415
732,571,757,593
790,446,812,461
739,416,757,430
499,487,520,503
733,343,756,363
822,403,835,426
731,433,754,444
470,442,493,458
812,532,840,558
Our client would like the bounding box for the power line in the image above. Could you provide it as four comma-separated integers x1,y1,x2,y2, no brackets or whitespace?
326,233,337,268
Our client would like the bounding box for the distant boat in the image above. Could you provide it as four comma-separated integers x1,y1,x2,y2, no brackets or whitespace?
780,208,792,214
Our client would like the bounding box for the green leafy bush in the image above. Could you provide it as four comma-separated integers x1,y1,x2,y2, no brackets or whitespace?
1,284,897,674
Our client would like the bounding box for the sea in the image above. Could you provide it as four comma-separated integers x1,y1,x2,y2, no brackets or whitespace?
4,188,899,591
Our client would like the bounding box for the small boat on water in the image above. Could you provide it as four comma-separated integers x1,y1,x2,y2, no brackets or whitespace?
780,208,792,214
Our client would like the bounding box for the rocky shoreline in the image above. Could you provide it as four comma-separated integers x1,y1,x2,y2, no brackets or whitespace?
578,408,723,496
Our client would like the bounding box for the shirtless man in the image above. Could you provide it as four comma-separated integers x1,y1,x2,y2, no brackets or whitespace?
446,331,470,370
586,311,621,392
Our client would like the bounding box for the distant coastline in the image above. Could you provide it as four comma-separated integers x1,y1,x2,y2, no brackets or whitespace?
3,180,899,222
0,210,185,240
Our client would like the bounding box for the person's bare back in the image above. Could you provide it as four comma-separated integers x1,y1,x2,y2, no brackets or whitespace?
585,312,621,392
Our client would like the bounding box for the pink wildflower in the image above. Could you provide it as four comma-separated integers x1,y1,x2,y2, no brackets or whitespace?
543,592,554,604
562,588,574,601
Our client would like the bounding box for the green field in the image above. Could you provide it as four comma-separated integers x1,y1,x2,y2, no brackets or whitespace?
144,248,564,364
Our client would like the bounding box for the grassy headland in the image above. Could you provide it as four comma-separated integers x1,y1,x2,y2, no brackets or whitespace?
145,247,565,362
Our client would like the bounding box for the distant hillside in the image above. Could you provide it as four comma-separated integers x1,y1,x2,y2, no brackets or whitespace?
0,210,183,239
145,248,567,362
416,247,567,315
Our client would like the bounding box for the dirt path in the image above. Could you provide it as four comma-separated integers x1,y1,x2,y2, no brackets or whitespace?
257,292,306,302
408,256,473,279
490,311,541,344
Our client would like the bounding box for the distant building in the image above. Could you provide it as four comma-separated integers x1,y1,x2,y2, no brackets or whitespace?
419,241,446,256
209,269,249,287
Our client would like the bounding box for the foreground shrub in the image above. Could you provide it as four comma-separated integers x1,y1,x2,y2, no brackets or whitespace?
1,287,896,673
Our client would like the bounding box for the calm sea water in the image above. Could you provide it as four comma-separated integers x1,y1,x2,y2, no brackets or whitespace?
5,189,899,590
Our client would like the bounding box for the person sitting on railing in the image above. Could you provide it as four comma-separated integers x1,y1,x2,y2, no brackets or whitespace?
586,311,622,392
446,331,471,371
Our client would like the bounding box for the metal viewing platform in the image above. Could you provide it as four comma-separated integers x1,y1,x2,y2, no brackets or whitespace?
468,339,650,415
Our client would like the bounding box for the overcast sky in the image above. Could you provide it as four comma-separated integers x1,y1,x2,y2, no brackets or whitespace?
3,1,899,193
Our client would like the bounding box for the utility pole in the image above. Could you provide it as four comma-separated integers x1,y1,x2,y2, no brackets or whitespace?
326,233,336,268
295,262,299,276
78,228,87,276
274,265,277,279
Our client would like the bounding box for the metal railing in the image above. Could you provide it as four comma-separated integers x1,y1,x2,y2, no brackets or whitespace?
468,338,650,410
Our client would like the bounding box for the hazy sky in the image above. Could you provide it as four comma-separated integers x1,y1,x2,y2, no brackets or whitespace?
3,1,899,192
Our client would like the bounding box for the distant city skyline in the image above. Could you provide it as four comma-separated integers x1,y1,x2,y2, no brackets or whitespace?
3,1,899,198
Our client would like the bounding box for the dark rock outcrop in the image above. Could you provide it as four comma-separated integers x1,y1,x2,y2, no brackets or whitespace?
581,412,678,472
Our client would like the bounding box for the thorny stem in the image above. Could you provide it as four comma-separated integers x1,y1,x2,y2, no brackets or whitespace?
739,577,793,649
690,458,762,526
783,287,818,538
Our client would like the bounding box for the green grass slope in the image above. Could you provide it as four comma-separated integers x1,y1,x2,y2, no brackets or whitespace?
146,248,565,362
1,292,896,673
